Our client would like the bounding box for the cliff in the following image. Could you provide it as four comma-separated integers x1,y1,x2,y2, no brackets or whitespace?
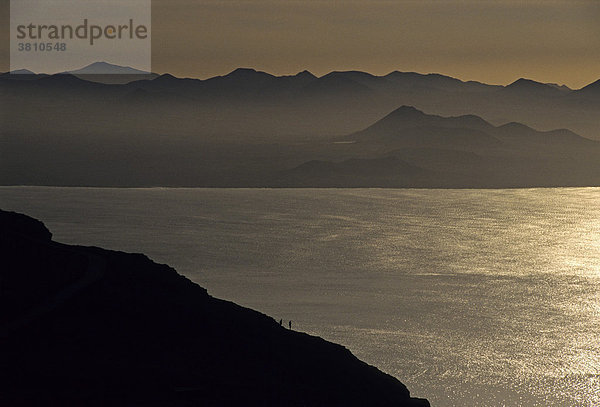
0,209,429,406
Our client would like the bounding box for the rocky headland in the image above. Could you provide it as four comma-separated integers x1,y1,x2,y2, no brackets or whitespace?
0,209,429,406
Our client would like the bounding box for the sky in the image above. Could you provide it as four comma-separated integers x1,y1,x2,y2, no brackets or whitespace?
2,0,600,88
149,0,600,88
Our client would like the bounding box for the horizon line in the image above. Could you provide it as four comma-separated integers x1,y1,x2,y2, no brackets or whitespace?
7,61,598,89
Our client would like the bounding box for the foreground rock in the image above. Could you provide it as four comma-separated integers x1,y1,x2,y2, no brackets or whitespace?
0,209,429,406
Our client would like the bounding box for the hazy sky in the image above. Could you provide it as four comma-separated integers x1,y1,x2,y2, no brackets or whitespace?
147,0,599,88
2,0,599,88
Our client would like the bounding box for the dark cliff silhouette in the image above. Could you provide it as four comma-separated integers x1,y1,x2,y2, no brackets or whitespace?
0,209,429,407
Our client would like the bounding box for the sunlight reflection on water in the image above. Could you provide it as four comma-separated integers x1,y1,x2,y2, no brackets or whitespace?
1,187,599,406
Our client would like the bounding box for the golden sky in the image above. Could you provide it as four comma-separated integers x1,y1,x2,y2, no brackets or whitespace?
3,0,599,88
150,0,599,88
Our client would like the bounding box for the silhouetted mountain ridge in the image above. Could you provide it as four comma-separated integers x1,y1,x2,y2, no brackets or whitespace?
505,78,561,93
2,67,599,187
275,106,600,188
352,106,594,148
2,66,598,140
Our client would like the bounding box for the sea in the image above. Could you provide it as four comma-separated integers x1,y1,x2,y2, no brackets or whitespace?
1,187,599,407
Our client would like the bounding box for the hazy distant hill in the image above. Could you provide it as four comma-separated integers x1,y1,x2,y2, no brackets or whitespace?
276,107,600,188
349,106,595,152
350,106,499,149
501,78,565,98
68,62,158,84
68,61,151,75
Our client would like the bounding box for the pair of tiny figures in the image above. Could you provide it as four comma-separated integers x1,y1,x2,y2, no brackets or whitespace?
279,319,292,329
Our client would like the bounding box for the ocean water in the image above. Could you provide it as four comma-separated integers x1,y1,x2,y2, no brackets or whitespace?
1,187,599,406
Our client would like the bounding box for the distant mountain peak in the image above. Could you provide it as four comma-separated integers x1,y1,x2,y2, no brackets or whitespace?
229,67,258,74
384,71,422,78
352,106,502,145
497,121,535,134
506,78,558,91
321,71,379,81
155,73,177,81
8,69,36,75
396,105,420,111
508,78,539,86
69,61,150,75
357,106,430,133
503,78,566,98
328,70,376,76
384,70,460,82
387,105,426,117
224,67,275,79
295,70,316,79
85,61,115,68
377,106,492,129
375,105,456,125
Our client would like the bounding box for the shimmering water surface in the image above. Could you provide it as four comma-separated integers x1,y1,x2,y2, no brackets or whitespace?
1,187,599,406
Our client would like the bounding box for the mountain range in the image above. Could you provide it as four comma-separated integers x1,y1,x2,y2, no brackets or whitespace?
275,106,600,188
2,62,598,138
1,63,599,187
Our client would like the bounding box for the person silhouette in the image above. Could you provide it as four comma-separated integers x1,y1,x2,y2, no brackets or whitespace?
279,319,283,326
288,320,292,330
